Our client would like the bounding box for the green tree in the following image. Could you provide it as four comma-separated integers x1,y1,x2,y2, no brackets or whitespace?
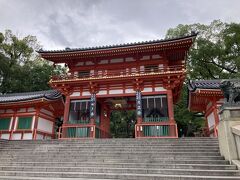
166,20,240,136
0,30,66,94
110,110,136,138
166,20,240,79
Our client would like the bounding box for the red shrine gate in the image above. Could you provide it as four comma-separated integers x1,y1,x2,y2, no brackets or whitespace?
39,34,196,139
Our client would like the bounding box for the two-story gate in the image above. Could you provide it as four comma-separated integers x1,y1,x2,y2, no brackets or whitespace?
38,34,196,139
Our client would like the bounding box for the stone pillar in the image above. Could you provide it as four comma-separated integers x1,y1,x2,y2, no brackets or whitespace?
218,106,240,162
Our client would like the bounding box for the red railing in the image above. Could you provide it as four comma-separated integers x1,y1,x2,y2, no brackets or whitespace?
52,65,185,81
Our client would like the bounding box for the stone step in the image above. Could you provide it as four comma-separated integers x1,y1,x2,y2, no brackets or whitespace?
0,151,221,156
0,154,223,161
0,175,240,180
0,159,230,165
0,156,225,163
0,163,236,170
0,150,220,155
0,146,221,151
0,149,220,156
3,141,219,146
1,143,220,148
2,143,219,147
0,138,238,179
0,146,220,151
0,169,239,177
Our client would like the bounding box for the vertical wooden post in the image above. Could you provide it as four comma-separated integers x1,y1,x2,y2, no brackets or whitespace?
62,95,70,138
204,114,210,137
213,101,220,137
9,108,17,140
167,89,178,137
167,89,174,123
99,102,106,138
33,107,40,140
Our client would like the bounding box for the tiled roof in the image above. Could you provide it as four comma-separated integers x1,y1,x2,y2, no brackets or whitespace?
0,90,62,103
188,80,221,92
38,33,197,53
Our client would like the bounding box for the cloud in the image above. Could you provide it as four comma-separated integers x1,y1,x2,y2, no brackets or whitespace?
0,0,239,50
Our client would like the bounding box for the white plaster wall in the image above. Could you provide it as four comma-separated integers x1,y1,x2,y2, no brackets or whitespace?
98,60,108,64
36,134,44,140
140,56,150,60
98,90,107,95
37,117,53,133
142,87,153,92
82,91,91,96
76,62,84,66
6,109,14,113
125,89,135,93
152,54,161,59
17,108,26,113
85,61,94,65
23,133,33,140
70,92,80,97
28,108,35,112
125,57,135,62
40,109,53,116
159,64,163,68
109,89,123,94
155,87,166,91
1,133,10,140
110,58,123,63
207,112,215,129
12,133,21,140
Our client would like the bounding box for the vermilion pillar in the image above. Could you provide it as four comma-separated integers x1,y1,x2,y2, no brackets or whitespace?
167,89,178,137
33,107,40,140
167,89,174,123
9,108,17,140
62,95,70,138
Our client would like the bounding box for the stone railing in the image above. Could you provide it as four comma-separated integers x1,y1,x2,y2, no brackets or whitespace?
232,125,240,160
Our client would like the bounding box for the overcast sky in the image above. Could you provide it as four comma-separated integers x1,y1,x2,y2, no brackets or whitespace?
0,0,239,50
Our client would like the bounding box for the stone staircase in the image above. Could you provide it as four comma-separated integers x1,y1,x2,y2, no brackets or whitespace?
0,138,240,179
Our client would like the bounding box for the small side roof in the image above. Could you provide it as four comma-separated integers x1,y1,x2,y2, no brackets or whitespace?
0,90,62,104
188,80,223,112
188,80,221,92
